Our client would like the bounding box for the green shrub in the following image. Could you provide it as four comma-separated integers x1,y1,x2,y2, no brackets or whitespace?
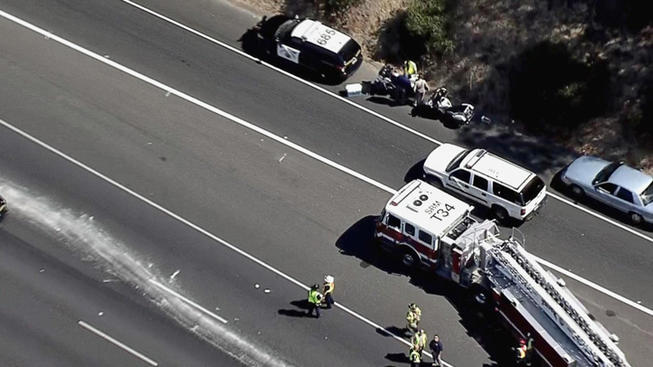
508,41,611,133
594,0,652,32
635,72,653,138
404,0,454,56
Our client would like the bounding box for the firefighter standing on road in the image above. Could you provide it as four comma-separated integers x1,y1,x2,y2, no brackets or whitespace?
411,303,422,322
515,338,528,365
411,329,427,355
322,275,335,309
408,345,421,367
406,304,419,334
307,284,323,318
408,329,427,367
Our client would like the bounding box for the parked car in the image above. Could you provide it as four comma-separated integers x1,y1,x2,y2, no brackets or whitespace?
253,15,362,81
560,156,653,224
423,143,547,223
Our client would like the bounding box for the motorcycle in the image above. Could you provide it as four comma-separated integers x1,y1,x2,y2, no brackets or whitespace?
412,87,474,127
344,64,415,105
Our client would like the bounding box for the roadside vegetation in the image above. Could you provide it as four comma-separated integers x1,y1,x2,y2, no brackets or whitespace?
240,0,652,172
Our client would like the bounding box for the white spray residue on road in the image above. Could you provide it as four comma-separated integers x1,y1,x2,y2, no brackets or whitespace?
0,180,294,367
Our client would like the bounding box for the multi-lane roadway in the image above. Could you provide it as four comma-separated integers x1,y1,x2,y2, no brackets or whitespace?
0,0,651,366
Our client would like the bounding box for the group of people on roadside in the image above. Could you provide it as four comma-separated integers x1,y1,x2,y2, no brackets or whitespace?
306,274,335,318
305,276,535,366
396,60,430,107
406,303,444,367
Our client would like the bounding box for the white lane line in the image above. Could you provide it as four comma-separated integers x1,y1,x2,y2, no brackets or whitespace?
0,8,650,319
149,279,228,324
0,10,394,197
119,0,440,145
534,256,653,317
0,117,446,365
117,0,653,247
547,191,653,244
334,302,450,367
78,320,159,366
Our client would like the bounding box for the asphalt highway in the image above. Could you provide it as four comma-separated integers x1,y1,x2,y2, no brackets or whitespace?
0,0,651,366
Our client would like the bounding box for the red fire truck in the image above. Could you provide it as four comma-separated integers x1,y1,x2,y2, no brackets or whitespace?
375,180,630,367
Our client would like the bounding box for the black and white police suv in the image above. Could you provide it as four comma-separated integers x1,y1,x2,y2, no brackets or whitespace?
254,15,363,81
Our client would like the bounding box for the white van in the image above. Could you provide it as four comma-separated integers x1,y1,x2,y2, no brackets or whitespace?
423,144,547,222
375,180,479,269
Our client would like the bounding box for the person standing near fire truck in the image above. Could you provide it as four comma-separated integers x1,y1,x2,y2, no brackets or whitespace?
307,284,323,318
408,345,421,367
515,338,528,365
406,303,421,334
410,303,422,322
411,329,427,354
322,275,335,309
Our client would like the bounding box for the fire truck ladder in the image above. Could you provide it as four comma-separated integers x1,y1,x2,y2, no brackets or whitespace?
488,237,628,367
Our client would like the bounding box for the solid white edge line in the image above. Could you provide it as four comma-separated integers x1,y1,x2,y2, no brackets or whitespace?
0,10,395,195
117,0,653,248
0,111,451,365
78,320,159,366
0,5,650,321
547,191,653,244
534,256,653,317
149,279,229,323
119,0,442,146
334,302,454,367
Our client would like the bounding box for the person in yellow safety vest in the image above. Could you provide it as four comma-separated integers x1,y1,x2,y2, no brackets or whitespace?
409,303,422,322
416,329,428,352
322,275,335,309
406,309,418,334
515,338,528,365
404,60,418,78
411,329,427,358
307,284,323,318
408,346,421,367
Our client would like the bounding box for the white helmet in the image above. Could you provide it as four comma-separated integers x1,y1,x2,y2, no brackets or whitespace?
324,275,334,283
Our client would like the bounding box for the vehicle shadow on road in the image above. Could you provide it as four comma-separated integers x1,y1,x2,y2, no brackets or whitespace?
336,216,518,366
410,107,467,130
366,96,406,108
278,299,312,318
403,159,425,183
456,122,576,180
384,352,410,364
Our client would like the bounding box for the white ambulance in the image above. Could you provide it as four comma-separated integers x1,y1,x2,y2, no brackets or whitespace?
375,179,479,269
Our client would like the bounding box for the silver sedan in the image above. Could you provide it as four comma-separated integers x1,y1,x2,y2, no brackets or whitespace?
560,156,653,225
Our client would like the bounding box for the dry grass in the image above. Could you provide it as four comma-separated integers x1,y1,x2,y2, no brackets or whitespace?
228,0,652,173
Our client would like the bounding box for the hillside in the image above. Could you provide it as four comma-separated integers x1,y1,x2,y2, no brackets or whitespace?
232,0,652,173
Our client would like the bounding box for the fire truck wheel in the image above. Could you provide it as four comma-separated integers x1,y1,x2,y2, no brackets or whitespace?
400,249,419,268
470,285,494,311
